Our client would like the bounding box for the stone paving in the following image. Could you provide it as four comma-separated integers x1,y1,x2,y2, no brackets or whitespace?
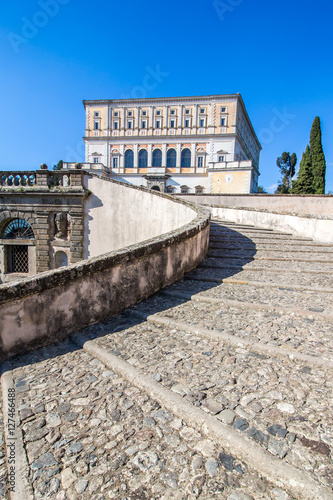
1,219,333,499
131,296,333,360
5,340,287,500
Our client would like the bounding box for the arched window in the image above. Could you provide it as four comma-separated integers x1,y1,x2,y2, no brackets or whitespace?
138,149,148,168
125,149,134,168
152,149,162,167
151,185,160,191
181,185,189,194
54,251,68,269
2,219,34,240
181,148,191,168
167,149,176,169
166,185,174,193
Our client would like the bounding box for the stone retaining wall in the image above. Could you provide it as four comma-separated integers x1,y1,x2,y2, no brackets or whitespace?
209,206,333,243
176,194,333,243
176,194,333,217
0,182,210,361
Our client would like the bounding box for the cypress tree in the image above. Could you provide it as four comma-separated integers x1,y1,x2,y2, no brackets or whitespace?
291,145,313,194
310,117,326,194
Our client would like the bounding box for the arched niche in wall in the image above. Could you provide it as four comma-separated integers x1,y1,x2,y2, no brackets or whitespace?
54,251,68,269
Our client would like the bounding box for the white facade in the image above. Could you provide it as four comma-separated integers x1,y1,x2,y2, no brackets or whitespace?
83,94,261,194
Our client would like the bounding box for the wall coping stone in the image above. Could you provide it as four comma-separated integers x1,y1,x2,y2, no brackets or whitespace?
180,200,333,221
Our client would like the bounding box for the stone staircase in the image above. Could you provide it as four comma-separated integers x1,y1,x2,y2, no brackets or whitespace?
1,220,333,499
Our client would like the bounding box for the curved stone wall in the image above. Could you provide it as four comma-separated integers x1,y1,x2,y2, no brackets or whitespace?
176,194,333,243
0,180,210,361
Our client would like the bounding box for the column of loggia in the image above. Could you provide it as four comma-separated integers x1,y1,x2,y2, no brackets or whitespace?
134,144,138,172
176,143,181,173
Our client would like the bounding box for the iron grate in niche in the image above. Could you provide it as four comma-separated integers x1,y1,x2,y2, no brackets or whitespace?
10,245,29,273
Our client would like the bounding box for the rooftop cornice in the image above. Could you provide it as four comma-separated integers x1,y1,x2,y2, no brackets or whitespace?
83,94,241,107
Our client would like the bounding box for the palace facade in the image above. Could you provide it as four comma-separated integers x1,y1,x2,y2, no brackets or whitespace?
83,94,261,194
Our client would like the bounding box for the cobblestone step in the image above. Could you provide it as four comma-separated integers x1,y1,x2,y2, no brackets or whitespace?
200,257,333,273
160,289,333,322
209,243,333,253
130,294,333,363
165,279,333,314
186,266,333,288
84,313,333,492
0,340,303,500
208,251,333,263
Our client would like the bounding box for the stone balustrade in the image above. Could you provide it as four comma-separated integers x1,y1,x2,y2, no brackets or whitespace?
0,171,36,187
0,169,84,190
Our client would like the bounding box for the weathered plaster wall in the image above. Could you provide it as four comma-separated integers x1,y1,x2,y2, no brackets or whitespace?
84,175,196,258
176,194,333,217
0,186,210,361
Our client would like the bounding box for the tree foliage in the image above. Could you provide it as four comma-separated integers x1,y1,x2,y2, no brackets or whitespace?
53,160,63,171
276,152,297,193
257,185,267,193
310,117,326,194
291,145,313,194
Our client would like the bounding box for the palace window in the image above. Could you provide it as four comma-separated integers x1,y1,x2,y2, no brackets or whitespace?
195,186,204,194
125,150,134,168
94,111,99,117
94,121,99,130
197,156,204,168
93,157,99,164
141,121,146,129
142,110,147,116
128,111,133,116
114,111,118,116
170,110,175,115
152,149,162,167
218,155,225,162
185,119,190,128
127,121,132,129
220,117,226,126
156,120,161,128
170,120,175,128
166,185,174,193
112,157,119,169
185,109,190,114
167,148,176,169
200,108,205,114
2,219,35,274
138,149,148,168
181,185,189,194
221,106,226,112
181,148,191,168
156,110,161,115
199,119,205,127
2,219,35,240
113,121,118,129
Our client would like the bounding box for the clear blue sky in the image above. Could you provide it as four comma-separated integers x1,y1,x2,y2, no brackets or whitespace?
1,0,333,192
